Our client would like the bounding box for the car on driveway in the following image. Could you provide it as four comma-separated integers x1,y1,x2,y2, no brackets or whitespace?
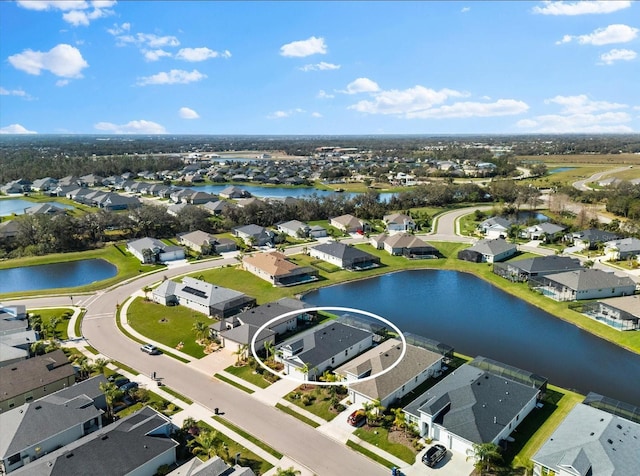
347,409,366,427
422,444,447,468
119,381,139,393
141,343,159,355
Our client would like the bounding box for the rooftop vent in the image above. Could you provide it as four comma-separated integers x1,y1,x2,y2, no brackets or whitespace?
101,435,109,441
66,453,74,459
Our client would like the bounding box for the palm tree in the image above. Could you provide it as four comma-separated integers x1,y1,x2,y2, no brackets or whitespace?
275,467,301,476
391,407,406,432
142,285,152,301
188,429,222,461
295,362,310,381
99,381,124,419
234,344,249,365
192,321,210,343
466,442,502,476
30,340,46,356
93,357,111,375
263,339,276,363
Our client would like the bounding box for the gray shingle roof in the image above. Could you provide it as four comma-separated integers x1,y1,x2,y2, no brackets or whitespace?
508,255,582,274
533,403,640,476
311,241,377,262
544,269,636,291
469,238,517,256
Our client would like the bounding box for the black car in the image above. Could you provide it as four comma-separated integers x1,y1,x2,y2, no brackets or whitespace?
422,444,447,467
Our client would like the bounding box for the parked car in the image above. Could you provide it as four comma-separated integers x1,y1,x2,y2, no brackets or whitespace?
422,444,447,467
119,381,139,392
347,409,366,427
141,343,159,355
112,377,130,388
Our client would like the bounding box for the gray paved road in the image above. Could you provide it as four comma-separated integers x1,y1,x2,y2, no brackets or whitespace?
572,166,632,191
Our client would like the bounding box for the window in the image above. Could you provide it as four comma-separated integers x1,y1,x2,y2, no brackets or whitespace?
8,453,20,465
345,350,348,356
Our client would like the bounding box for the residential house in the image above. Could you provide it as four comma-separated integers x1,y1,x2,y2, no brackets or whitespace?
330,214,367,234
479,217,513,239
309,241,380,270
168,456,257,476
308,224,328,238
0,306,35,368
95,193,140,211
520,222,566,241
10,406,177,476
167,202,190,217
219,186,250,199
242,251,318,286
184,191,216,205
276,321,375,381
210,298,316,353
177,230,219,254
1,179,31,195
126,237,185,264
570,229,621,250
457,238,518,263
529,268,637,302
604,237,640,261
336,338,444,409
236,197,264,209
0,350,76,413
24,203,67,216
493,255,583,282
202,200,234,216
233,224,275,247
404,357,546,456
0,394,103,474
581,294,640,330
30,177,58,192
78,174,104,187
370,233,438,258
0,221,20,240
152,277,255,319
383,213,416,234
532,397,640,476
277,220,310,239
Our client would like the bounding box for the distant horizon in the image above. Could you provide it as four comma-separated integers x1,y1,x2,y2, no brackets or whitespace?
2,1,638,135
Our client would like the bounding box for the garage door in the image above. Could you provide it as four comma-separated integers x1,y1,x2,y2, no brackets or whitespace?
450,434,470,455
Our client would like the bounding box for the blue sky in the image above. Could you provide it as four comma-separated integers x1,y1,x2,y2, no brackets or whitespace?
1,1,639,135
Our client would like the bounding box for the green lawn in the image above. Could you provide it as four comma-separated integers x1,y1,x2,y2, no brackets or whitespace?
354,425,418,464
127,297,211,358
32,307,73,340
224,364,272,389
116,390,182,418
0,244,163,299
284,386,341,421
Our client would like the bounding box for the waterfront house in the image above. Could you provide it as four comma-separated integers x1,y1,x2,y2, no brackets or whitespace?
276,321,374,381
336,338,444,409
127,237,185,264
30,177,58,192
219,185,250,199
403,357,546,456
152,276,255,319
581,294,640,331
370,233,438,258
458,238,517,263
309,241,380,270
529,268,637,302
493,255,583,282
532,395,640,476
242,251,318,287
0,221,20,240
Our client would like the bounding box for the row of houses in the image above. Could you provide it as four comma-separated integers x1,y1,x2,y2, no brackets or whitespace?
0,373,254,476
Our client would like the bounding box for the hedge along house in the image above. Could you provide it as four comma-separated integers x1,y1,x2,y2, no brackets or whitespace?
403,357,546,456
152,277,255,319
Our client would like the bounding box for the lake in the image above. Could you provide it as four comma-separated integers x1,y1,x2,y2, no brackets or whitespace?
0,259,117,293
192,184,395,202
0,199,74,217
302,269,640,405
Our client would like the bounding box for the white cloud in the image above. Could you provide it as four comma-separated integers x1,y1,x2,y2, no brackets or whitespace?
18,1,116,26
518,94,633,132
179,107,200,119
517,112,633,133
136,69,206,86
556,24,638,45
8,44,88,78
311,112,323,118
107,22,130,35
600,48,637,64
114,32,180,48
280,36,327,57
0,124,37,134
94,119,166,134
544,95,627,113
317,90,335,99
0,87,33,99
533,1,631,15
348,85,467,115
299,62,340,72
175,47,231,62
267,108,306,119
461,7,471,13
143,49,172,62
407,99,529,119
342,77,380,94
56,79,70,87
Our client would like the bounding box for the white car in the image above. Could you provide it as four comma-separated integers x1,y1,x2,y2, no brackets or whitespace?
140,343,159,355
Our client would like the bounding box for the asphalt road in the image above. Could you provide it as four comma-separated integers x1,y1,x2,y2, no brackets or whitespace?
572,166,632,191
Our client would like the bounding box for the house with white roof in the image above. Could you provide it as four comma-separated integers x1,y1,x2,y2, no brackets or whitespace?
529,269,636,302
127,237,185,264
383,213,416,234
458,238,517,263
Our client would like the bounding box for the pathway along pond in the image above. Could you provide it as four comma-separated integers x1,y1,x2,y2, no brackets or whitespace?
302,269,640,405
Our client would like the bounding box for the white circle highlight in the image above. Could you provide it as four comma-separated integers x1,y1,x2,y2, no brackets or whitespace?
249,306,407,386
